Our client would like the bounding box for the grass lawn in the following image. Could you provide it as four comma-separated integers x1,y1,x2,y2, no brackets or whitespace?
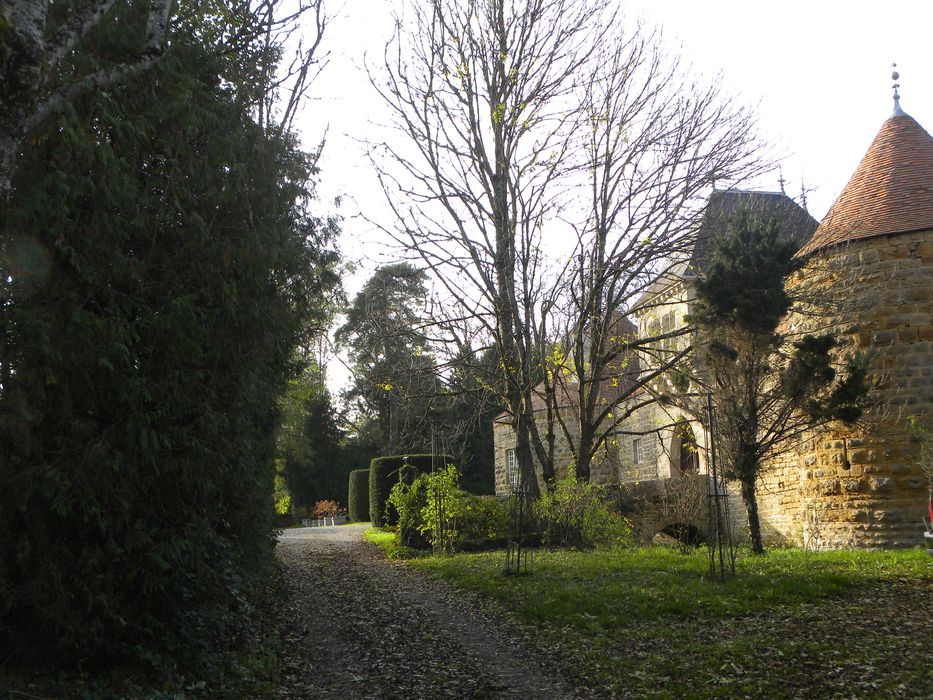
367,529,933,698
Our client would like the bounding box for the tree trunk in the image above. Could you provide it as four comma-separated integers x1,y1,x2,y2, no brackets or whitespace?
388,391,400,454
740,476,765,554
514,407,540,500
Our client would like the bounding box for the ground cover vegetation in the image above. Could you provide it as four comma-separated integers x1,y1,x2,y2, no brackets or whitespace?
369,539,933,698
0,0,336,689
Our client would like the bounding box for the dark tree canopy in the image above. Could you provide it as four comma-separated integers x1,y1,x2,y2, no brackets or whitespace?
692,211,801,335
0,6,339,669
337,263,439,454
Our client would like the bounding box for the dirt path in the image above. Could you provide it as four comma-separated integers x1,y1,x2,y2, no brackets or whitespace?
274,525,578,699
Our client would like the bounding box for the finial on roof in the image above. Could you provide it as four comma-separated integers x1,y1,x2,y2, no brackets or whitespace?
891,63,905,116
799,178,808,212
778,167,786,195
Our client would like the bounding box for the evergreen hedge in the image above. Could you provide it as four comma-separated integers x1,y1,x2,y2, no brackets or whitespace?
348,469,370,522
369,454,452,528
0,26,337,670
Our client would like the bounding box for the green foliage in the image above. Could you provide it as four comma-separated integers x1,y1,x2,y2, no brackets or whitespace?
692,211,869,553
535,467,632,549
336,264,437,454
387,470,431,548
348,469,371,522
418,465,466,553
692,211,801,334
368,454,450,528
457,495,511,547
0,5,339,671
438,346,502,495
388,465,509,552
277,363,350,513
274,461,292,516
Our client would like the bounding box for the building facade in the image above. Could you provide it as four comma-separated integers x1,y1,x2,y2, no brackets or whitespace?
493,97,933,549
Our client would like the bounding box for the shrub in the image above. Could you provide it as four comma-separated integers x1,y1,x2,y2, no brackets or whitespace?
389,467,511,552
388,473,430,548
458,495,511,549
417,465,467,553
368,454,451,528
536,467,632,549
0,32,334,670
347,469,370,522
312,500,343,519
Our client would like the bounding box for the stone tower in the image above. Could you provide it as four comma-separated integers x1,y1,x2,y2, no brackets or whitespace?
757,94,933,548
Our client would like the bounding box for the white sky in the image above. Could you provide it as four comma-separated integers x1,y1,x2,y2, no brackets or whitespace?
300,0,933,393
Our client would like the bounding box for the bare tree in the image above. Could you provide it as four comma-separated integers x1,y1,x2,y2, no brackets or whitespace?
371,0,615,496
373,0,772,495
544,23,769,481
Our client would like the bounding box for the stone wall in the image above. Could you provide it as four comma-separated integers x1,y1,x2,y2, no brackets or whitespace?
756,228,933,548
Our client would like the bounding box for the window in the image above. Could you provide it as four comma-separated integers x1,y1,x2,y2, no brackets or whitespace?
661,311,675,351
632,439,644,466
507,449,518,487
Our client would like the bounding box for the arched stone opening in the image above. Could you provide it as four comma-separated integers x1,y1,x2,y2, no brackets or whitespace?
657,522,706,547
673,421,699,476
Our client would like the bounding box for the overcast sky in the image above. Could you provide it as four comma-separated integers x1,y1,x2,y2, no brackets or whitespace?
300,0,933,392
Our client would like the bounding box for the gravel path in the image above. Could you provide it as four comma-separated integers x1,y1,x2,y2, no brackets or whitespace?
274,525,578,699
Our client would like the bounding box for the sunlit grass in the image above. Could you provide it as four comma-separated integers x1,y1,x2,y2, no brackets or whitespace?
367,532,933,698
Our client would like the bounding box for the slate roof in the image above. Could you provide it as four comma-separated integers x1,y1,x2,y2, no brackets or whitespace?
689,189,818,274
798,109,933,257
640,189,817,301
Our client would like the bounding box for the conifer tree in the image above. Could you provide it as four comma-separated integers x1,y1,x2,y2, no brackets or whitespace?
692,212,869,554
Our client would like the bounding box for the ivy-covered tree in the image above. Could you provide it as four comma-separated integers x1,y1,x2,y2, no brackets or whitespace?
0,3,339,670
692,212,869,554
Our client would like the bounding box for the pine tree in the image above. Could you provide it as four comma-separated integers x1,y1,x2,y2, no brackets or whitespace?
692,212,868,554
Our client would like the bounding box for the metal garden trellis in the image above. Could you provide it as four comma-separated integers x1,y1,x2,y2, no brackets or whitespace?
706,393,737,580
504,486,531,576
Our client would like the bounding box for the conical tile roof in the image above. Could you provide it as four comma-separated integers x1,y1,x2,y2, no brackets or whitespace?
798,110,933,257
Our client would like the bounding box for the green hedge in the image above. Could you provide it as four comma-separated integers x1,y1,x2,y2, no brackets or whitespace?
369,454,452,528
348,469,370,522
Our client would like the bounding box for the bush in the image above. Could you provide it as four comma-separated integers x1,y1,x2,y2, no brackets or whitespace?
389,467,510,552
0,32,335,670
388,473,431,548
458,495,511,549
347,469,370,522
312,500,344,519
368,454,451,528
536,467,632,549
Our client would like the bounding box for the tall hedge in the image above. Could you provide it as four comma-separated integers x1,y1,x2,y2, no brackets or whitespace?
0,24,337,668
348,469,370,522
369,454,452,528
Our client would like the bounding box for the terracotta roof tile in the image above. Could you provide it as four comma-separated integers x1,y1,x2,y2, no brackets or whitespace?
799,111,933,256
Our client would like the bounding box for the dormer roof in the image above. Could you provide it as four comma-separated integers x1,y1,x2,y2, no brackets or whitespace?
689,189,817,275
798,110,933,257
637,189,817,305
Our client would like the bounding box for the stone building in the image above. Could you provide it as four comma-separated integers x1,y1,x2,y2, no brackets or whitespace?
755,94,933,548
492,189,817,520
493,93,933,549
